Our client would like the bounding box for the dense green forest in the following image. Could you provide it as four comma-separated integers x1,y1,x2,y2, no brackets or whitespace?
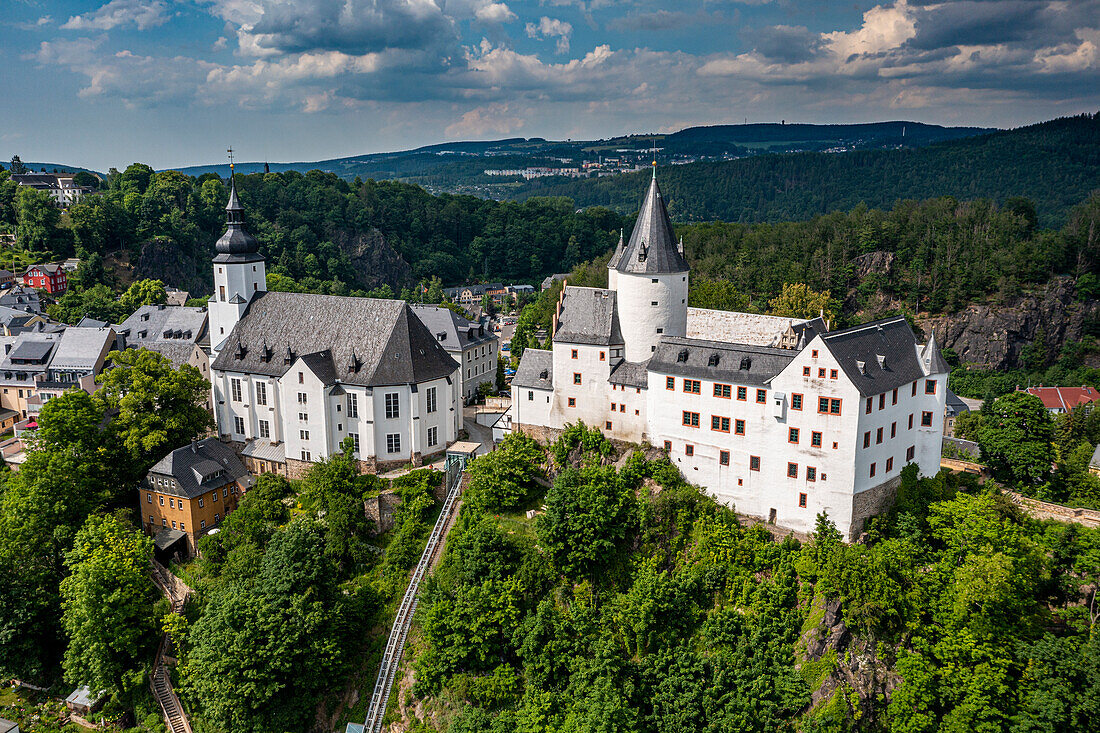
398,425,1100,732
511,114,1100,227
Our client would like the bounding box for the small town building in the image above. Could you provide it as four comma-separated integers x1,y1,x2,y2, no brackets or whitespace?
11,173,91,207
0,717,19,733
165,287,190,306
64,686,103,716
21,263,68,294
142,437,254,553
943,388,970,437
0,270,14,288
1023,385,1100,414
117,303,210,380
411,304,498,403
0,286,43,314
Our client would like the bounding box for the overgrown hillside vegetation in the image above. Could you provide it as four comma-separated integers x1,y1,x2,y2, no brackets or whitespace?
511,114,1100,226
400,426,1100,733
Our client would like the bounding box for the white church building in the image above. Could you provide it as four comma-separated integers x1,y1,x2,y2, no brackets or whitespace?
208,178,463,478
512,172,949,539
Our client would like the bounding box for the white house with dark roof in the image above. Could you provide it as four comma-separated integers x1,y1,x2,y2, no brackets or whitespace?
513,171,949,539
208,176,462,477
410,304,498,403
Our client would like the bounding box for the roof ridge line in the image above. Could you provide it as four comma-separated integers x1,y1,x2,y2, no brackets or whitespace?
823,315,907,339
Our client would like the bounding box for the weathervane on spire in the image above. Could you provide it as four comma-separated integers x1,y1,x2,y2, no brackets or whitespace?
651,138,657,178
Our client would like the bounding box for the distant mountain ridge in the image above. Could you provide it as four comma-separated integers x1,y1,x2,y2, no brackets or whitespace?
164,120,992,182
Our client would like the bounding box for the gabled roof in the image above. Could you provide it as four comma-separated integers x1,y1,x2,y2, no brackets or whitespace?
148,437,253,499
1024,385,1100,411
554,287,623,346
608,359,648,389
512,348,553,390
211,292,458,387
119,305,207,347
49,327,113,370
649,337,796,386
820,316,926,396
615,175,688,275
410,305,495,351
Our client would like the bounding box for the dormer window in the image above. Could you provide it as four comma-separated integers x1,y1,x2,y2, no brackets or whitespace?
876,354,886,369
708,353,720,367
739,356,751,370
676,349,689,363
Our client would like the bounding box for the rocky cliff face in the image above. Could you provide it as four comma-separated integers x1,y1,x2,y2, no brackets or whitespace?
329,228,413,291
915,276,1099,370
133,227,415,295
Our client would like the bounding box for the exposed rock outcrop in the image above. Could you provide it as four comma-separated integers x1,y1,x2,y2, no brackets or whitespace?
915,276,1100,370
135,236,207,294
329,228,414,291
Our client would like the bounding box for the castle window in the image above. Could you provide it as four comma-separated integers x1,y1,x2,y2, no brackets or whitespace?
737,386,747,400
750,456,761,471
756,389,766,403
799,493,807,508
683,379,700,394
906,445,915,461
685,444,694,456
682,411,700,427
711,416,730,432
427,427,437,448
830,369,838,379
909,414,914,429
230,378,242,402
719,451,729,466
258,420,270,439
605,421,612,430
925,379,937,395
879,394,886,410
735,419,745,435
789,428,799,444
891,422,897,438
256,382,267,406
573,373,582,385
664,440,671,451
347,393,359,418
864,432,871,448
714,384,731,398
892,388,898,405
807,467,816,481
572,349,578,359
912,381,918,397
233,416,245,435
811,431,822,448
600,351,605,361
426,387,438,414
886,457,894,472
803,366,811,376
386,434,401,454
921,411,934,427
791,393,803,410
876,427,883,444
666,377,675,390
818,368,826,378
385,393,400,419
568,397,576,407
869,463,877,478
811,350,818,358
866,397,873,414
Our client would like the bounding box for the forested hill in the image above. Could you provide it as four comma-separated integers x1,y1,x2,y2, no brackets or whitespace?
509,113,1100,227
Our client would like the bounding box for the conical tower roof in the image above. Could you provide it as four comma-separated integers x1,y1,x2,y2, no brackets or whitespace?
615,173,688,275
214,175,262,263
920,329,950,375
607,228,625,269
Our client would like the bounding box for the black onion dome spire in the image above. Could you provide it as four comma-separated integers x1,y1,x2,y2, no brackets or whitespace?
214,174,262,262
615,172,688,275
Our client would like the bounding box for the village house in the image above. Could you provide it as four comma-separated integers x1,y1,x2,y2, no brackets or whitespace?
1023,385,1100,414
411,304,499,403
11,173,91,208
141,437,254,553
21,263,67,295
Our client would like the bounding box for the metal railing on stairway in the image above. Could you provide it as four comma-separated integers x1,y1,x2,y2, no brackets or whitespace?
149,561,193,733
357,453,470,733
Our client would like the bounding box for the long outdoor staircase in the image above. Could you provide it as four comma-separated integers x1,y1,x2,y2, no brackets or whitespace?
150,561,193,733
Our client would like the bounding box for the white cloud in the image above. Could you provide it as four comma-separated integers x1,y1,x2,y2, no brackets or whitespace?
526,16,573,54
474,2,517,24
61,0,171,32
445,102,526,137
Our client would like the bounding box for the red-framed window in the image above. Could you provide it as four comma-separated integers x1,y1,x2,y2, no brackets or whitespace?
863,431,871,448
811,431,822,447
571,349,578,359
812,349,818,358
921,411,934,427
803,366,811,376
926,379,937,395
879,394,886,410
749,455,760,471
664,440,672,451
610,403,617,412
719,450,730,466
573,373,581,385
807,467,817,481
711,415,730,432
666,376,675,390
737,386,747,400
886,457,894,472
568,397,576,407
684,379,701,394
787,462,798,478
714,383,731,398
908,413,914,430
735,419,745,435
866,397,873,414
791,393,803,410
683,411,700,427
906,445,915,461
891,422,897,438
799,493,808,508
605,421,612,430
819,397,842,415
869,462,877,478
789,427,799,443
600,351,606,361
818,368,826,378
876,427,883,444
892,388,898,405
912,381,918,397
830,369,838,379
756,389,767,403
685,444,694,456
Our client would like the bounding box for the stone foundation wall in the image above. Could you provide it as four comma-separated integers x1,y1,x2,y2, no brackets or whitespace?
515,422,563,444
363,491,403,533
849,475,902,539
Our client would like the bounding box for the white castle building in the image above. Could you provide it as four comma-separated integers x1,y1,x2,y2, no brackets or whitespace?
512,172,949,539
208,178,463,477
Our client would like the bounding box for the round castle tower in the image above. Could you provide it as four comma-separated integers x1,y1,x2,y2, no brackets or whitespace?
608,171,689,361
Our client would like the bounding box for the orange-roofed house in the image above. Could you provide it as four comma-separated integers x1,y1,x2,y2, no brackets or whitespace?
1023,385,1100,414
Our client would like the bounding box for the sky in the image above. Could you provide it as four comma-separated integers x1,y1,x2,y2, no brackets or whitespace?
2,0,1098,171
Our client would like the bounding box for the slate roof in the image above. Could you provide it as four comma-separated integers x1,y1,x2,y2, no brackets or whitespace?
512,349,553,390
554,287,623,346
153,528,188,552
211,292,459,387
649,337,796,386
0,717,18,733
148,437,253,500
615,174,689,275
791,317,829,346
819,316,926,396
0,287,42,313
49,327,113,370
8,339,54,362
213,177,263,263
140,342,197,368
920,330,951,375
1090,443,1100,472
945,387,970,417
240,438,286,463
410,305,495,352
118,305,207,346
608,359,649,389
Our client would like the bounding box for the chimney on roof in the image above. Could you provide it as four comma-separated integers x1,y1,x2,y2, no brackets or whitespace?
191,439,197,453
